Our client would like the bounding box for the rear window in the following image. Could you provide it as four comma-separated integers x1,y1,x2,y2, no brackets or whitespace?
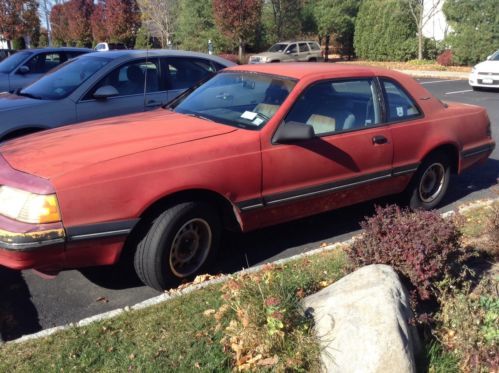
308,42,321,51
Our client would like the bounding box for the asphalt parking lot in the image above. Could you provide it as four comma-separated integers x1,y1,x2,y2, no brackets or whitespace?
0,78,497,342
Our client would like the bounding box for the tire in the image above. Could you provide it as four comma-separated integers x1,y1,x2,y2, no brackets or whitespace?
134,201,220,290
472,86,481,91
308,58,317,62
408,152,451,210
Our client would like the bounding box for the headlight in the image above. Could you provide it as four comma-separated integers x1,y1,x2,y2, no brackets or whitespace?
0,186,61,224
471,66,476,73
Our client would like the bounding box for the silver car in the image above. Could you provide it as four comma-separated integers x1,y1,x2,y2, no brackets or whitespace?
0,47,91,92
0,50,235,140
249,41,323,64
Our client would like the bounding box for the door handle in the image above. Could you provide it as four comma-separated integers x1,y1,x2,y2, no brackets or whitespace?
372,135,388,145
146,100,161,108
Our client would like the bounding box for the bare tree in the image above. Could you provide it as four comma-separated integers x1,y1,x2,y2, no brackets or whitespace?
401,0,444,60
138,0,178,48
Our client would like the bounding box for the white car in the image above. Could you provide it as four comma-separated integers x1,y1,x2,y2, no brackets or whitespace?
469,50,499,90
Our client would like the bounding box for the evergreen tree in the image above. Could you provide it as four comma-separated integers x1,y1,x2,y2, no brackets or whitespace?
354,0,417,61
443,0,498,65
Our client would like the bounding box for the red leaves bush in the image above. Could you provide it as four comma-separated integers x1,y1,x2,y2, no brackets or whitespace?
348,205,461,300
437,50,454,66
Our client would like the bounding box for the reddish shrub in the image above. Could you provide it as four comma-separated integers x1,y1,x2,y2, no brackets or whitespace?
348,205,461,300
437,50,453,66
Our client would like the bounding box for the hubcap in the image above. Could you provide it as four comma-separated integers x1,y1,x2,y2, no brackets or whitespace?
419,163,445,203
169,218,212,278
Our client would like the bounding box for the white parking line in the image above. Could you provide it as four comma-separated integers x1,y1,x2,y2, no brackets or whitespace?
445,89,473,95
420,80,456,85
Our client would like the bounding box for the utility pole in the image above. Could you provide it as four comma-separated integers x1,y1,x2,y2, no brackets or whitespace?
43,0,52,46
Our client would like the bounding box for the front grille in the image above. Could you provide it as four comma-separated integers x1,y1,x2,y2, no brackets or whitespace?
478,71,499,76
478,78,499,84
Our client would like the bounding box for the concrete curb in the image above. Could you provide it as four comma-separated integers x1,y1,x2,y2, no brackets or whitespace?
6,198,498,345
394,69,469,80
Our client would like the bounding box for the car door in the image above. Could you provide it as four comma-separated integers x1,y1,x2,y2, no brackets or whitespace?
162,57,219,101
259,78,396,227
76,57,165,122
10,52,65,90
298,42,311,61
283,43,298,61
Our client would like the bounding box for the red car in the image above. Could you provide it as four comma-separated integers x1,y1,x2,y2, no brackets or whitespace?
0,64,494,290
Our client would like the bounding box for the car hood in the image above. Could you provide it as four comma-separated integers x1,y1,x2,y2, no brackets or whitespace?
474,60,499,73
251,51,283,59
0,109,237,180
0,92,48,112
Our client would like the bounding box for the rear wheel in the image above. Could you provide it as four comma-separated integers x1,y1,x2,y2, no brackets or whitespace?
408,153,451,210
134,201,220,290
308,57,317,62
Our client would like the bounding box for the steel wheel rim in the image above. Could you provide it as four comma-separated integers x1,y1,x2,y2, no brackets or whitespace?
169,218,212,278
419,163,445,203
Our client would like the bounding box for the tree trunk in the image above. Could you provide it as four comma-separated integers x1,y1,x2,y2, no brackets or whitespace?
325,34,330,62
238,37,244,63
418,18,423,60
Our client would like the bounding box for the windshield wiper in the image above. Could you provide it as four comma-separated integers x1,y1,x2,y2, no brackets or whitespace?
17,91,42,100
183,112,214,122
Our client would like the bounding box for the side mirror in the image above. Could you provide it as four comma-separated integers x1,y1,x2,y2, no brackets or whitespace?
273,121,315,144
486,55,492,60
285,50,291,54
17,65,30,75
93,85,119,100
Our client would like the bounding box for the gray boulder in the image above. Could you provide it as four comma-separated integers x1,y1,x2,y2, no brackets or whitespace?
302,264,420,373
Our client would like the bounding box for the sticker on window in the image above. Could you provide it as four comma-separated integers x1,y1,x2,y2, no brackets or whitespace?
241,111,257,120
252,117,264,126
396,106,404,117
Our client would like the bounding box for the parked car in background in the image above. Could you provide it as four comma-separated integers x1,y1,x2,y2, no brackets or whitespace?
249,41,323,63
0,47,91,93
469,50,499,90
0,49,16,62
0,50,234,141
95,42,128,52
0,63,493,290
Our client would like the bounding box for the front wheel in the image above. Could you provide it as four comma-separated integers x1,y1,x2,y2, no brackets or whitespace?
134,202,220,290
408,153,451,210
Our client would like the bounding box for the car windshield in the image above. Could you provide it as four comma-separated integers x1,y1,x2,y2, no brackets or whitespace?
0,51,33,73
490,51,499,61
174,71,296,130
268,43,289,53
19,55,111,100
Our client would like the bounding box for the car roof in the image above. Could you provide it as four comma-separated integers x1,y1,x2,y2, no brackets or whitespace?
79,49,236,66
19,47,92,53
225,63,394,80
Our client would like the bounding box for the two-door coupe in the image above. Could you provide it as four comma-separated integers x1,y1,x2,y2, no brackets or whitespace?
0,64,494,290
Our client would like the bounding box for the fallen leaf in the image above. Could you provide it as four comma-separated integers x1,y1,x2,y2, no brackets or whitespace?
257,355,279,366
96,296,109,303
203,309,216,317
128,353,135,360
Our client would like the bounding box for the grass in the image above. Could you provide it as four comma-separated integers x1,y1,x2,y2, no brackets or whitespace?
337,59,471,73
0,248,348,372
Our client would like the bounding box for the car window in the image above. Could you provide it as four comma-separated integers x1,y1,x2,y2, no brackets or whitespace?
24,53,65,74
381,79,420,122
174,71,296,130
286,44,297,54
284,79,381,136
0,51,32,73
298,43,310,53
21,56,111,100
87,58,161,99
164,57,215,90
308,42,321,51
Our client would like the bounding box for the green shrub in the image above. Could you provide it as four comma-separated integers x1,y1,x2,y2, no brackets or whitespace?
353,0,416,61
348,205,462,300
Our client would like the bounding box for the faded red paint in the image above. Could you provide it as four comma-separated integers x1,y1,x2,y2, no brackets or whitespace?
0,63,494,273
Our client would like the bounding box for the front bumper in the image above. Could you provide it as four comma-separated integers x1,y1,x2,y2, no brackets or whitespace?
469,73,499,88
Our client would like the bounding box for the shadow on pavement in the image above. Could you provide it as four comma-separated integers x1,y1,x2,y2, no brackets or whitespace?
0,267,41,341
